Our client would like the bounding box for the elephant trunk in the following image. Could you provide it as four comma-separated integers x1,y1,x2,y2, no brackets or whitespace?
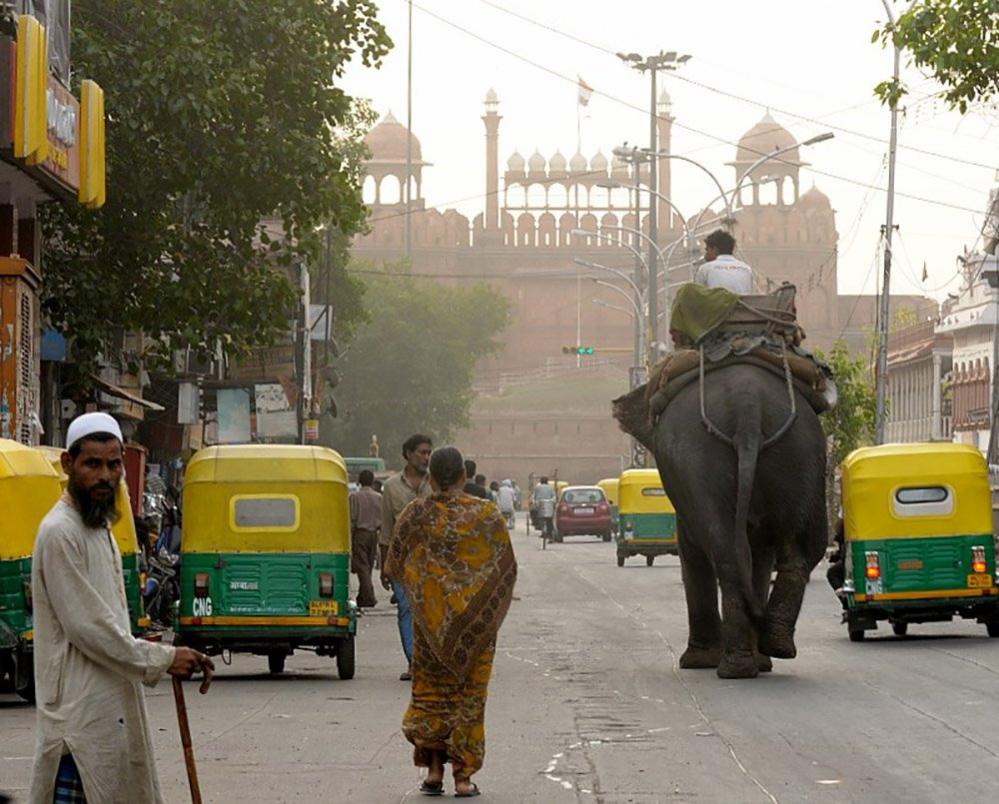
733,400,765,631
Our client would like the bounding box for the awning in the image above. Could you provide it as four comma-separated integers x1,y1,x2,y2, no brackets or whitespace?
90,374,165,411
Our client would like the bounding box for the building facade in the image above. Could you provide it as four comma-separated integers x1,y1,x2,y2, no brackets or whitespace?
350,92,937,480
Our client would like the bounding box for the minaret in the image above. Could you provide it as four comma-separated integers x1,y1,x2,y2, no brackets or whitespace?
657,88,673,234
483,88,501,239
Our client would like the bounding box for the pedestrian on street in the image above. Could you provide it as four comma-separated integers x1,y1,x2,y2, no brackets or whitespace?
463,460,490,500
349,469,382,608
29,413,213,804
385,446,517,798
381,434,433,681
497,479,516,529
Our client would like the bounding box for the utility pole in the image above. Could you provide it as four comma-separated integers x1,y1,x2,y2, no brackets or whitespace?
617,50,690,360
874,1,902,444
405,0,413,261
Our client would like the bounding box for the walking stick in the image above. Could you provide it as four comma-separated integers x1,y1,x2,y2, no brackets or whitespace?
172,677,203,804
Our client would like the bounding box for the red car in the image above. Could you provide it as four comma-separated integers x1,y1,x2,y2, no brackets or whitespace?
554,486,613,542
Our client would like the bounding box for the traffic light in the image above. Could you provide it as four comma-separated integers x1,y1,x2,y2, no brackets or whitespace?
562,345,595,355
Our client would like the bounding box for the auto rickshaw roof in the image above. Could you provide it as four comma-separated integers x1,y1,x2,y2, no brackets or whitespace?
841,442,986,482
0,439,62,481
619,468,662,486
841,442,992,539
185,445,348,486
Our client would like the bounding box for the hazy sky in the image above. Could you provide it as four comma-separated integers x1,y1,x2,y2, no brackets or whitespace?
344,0,999,300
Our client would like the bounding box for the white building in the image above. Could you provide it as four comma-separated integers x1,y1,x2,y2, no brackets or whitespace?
936,272,996,452
885,319,951,443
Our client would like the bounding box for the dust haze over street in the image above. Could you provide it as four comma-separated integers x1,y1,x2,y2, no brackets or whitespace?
4,518,997,803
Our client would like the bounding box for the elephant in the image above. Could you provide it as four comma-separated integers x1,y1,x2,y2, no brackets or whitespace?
614,362,828,679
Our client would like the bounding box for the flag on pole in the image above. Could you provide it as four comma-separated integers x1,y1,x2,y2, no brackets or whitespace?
921,261,928,282
577,76,594,107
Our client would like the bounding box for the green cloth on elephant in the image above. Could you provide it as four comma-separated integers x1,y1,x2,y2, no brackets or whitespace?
669,283,740,345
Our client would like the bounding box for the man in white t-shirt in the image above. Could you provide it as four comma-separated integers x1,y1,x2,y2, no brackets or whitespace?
695,229,753,294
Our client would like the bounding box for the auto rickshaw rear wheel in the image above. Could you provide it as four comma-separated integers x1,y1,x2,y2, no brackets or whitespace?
848,628,865,642
617,555,625,567
267,652,286,674
646,555,655,567
602,532,611,543
13,651,34,702
891,622,908,636
336,637,355,680
987,621,999,638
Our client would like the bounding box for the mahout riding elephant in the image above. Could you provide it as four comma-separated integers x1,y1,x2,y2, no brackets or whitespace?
614,363,827,679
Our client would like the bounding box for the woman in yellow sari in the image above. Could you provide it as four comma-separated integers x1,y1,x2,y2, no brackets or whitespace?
385,446,517,798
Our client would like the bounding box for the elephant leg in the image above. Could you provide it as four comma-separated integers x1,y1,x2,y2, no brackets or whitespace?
713,524,760,679
677,530,723,669
760,514,827,660
751,540,775,672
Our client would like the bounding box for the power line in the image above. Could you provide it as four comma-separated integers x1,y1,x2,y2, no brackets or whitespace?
409,1,986,217
475,0,998,172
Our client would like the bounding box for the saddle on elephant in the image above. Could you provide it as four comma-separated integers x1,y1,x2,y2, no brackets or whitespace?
646,282,836,426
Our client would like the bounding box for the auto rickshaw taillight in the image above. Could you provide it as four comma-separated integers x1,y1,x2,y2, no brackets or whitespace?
319,573,334,597
22,579,32,612
865,551,880,580
971,545,987,574
194,573,210,597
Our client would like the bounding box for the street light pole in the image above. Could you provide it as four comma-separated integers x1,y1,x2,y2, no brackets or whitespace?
617,50,690,362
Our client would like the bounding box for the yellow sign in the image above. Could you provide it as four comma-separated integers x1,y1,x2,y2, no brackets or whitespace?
79,79,106,209
967,574,992,589
308,599,339,616
14,14,47,166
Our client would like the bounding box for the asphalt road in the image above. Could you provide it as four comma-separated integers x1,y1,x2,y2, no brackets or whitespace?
3,516,999,803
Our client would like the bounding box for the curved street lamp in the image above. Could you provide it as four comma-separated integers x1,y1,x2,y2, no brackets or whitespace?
570,228,649,274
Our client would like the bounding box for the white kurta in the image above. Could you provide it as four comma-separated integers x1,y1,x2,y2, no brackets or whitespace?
29,497,176,804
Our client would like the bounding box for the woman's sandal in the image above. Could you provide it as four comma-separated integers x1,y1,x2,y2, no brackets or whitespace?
419,780,444,796
454,782,481,798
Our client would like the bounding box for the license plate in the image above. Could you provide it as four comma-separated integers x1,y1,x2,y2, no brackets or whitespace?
308,600,339,615
575,507,594,515
967,574,993,589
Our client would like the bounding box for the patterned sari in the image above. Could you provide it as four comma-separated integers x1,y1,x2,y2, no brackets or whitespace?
386,492,517,776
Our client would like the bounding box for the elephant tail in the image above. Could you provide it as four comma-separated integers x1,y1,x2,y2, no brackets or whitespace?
733,402,765,630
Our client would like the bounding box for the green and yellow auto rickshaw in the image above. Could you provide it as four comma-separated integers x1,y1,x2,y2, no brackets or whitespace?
596,477,620,532
176,445,356,678
0,439,62,701
616,468,678,567
839,443,999,640
38,446,152,638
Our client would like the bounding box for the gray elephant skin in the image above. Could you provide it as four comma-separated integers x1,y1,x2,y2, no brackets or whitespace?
614,363,827,679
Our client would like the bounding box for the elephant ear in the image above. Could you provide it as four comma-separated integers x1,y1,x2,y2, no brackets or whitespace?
612,384,657,451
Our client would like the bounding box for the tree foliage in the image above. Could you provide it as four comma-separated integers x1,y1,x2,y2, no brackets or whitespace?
40,0,390,375
874,0,999,112
817,341,877,529
322,267,512,466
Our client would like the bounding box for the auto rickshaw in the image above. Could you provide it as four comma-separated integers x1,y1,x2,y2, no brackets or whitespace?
37,446,152,638
0,439,62,701
839,443,999,641
616,468,678,566
175,445,356,679
596,477,620,532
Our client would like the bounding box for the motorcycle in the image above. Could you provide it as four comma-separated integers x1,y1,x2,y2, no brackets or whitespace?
143,548,180,629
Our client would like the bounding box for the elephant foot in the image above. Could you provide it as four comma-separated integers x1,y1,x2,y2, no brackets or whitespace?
755,653,773,673
759,623,797,660
679,644,722,669
716,653,759,679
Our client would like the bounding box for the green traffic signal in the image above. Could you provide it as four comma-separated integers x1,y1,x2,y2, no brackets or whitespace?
576,346,594,355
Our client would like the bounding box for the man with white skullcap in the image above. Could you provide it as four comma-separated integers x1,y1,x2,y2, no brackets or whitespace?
29,412,214,803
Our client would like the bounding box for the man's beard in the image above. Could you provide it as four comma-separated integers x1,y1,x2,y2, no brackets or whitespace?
68,478,121,529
